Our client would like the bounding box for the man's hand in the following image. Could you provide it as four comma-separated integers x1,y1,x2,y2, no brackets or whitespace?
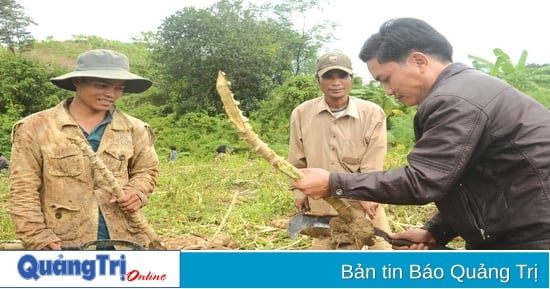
111,189,143,213
290,168,331,199
294,197,310,212
360,201,379,219
389,228,436,250
45,241,62,250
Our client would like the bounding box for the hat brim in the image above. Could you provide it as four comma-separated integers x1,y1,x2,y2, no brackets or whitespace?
50,70,152,94
317,66,353,78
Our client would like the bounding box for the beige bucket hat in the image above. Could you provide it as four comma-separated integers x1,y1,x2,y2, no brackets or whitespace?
50,49,152,93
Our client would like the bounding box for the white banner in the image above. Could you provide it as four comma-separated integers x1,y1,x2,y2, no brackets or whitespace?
3,250,180,288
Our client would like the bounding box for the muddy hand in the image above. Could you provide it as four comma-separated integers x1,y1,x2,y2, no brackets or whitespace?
295,198,310,212
111,190,142,213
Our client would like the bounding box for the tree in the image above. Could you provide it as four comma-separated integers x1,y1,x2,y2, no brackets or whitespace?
250,74,320,145
469,48,550,107
154,0,291,116
0,0,36,55
0,52,66,116
265,0,336,76
153,0,334,117
0,50,67,153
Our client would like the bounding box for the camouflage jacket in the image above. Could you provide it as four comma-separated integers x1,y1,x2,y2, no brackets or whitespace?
8,98,159,249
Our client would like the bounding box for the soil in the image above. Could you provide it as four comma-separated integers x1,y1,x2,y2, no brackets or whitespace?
162,233,239,250
159,215,375,250
326,216,375,249
0,216,374,250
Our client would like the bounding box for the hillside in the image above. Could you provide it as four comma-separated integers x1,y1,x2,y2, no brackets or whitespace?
23,37,151,71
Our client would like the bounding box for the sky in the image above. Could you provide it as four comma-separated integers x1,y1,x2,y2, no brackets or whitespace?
17,0,550,81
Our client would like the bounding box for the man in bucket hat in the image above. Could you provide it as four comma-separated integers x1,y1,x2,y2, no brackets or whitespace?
288,50,392,249
8,49,159,250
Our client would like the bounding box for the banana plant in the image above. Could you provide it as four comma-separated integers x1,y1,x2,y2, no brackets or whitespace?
468,49,550,96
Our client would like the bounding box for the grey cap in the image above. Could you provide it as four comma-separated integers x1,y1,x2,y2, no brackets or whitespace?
50,49,152,93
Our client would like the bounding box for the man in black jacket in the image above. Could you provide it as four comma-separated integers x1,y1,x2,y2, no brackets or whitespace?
291,17,550,250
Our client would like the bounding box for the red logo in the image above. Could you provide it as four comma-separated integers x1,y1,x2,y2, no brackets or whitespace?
126,270,167,281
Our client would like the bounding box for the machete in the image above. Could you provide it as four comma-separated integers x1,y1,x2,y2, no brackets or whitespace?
287,213,453,249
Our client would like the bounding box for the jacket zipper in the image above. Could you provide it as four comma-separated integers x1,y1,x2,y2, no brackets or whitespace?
458,184,490,240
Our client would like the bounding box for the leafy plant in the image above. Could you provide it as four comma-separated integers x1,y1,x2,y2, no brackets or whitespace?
469,48,550,106
0,0,36,55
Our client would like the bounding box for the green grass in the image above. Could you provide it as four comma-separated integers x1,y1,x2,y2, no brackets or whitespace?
0,152,463,250
144,155,308,249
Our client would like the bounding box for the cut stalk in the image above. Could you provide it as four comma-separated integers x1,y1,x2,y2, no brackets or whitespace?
216,71,353,218
68,137,166,250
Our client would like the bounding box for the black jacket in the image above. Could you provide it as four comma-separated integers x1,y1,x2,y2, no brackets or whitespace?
330,63,550,249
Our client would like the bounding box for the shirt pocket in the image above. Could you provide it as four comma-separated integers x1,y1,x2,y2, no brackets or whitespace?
43,146,83,177
44,202,82,241
339,140,367,172
102,149,134,176
125,217,150,247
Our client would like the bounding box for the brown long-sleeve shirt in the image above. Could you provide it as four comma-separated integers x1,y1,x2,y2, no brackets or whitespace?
8,98,159,249
288,96,387,215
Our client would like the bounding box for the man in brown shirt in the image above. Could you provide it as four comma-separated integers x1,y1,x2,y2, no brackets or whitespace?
8,49,159,250
288,50,391,249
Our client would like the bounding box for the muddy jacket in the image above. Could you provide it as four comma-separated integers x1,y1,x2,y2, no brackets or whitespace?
8,98,159,249
330,63,550,249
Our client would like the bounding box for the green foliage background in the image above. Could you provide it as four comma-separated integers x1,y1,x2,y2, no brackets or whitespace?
1,0,550,249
